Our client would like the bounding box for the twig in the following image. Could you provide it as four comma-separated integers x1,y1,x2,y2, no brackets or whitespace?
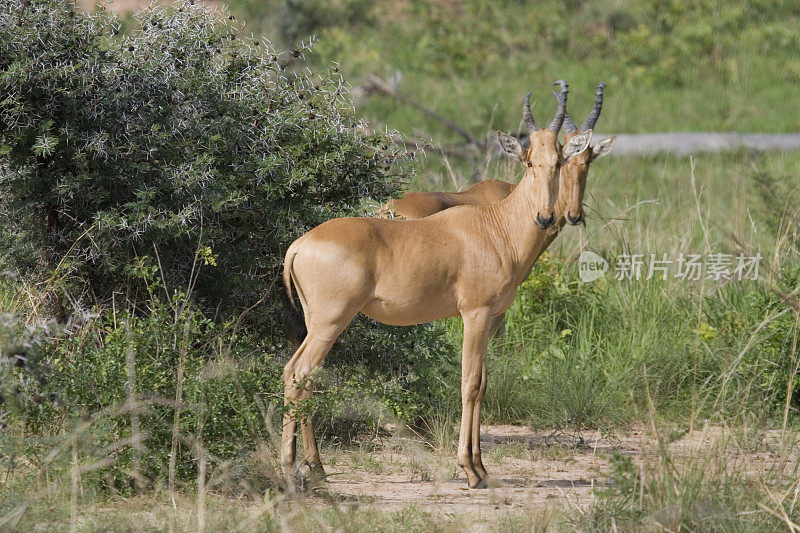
125,319,144,491
224,276,277,359
152,243,172,307
760,482,800,532
168,319,190,532
196,401,207,533
70,438,79,533
689,155,711,255
439,148,462,191
357,75,478,145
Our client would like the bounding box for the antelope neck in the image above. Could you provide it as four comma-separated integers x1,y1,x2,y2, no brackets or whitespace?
484,166,552,283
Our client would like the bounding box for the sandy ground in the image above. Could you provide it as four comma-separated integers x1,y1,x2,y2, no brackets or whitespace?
76,0,153,13
300,424,800,521
308,425,634,521
7,423,799,530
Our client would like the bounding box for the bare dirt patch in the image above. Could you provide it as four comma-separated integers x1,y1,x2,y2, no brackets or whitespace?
306,424,800,522
76,0,153,13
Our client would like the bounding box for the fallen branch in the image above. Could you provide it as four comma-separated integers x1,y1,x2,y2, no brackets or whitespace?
356,75,479,145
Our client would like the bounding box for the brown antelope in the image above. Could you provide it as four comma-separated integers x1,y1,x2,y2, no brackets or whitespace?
555,81,616,228
381,83,614,222
385,179,516,219
382,82,616,337
281,83,593,489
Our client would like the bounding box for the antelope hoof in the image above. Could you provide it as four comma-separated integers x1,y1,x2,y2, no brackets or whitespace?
282,463,308,493
469,477,489,489
460,462,486,489
307,462,327,487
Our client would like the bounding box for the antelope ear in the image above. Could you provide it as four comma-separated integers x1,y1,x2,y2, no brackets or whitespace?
591,135,617,159
496,131,526,162
563,129,592,161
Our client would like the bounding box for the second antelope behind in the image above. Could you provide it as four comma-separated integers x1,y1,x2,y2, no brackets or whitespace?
281,82,592,489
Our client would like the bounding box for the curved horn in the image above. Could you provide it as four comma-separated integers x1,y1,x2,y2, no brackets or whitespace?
547,80,568,132
581,82,605,132
553,80,578,134
562,112,578,134
522,91,540,132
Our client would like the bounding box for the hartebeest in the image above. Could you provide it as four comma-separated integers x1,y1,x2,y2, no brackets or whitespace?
382,82,616,337
281,83,593,489
382,83,614,222
384,179,516,219
555,81,616,228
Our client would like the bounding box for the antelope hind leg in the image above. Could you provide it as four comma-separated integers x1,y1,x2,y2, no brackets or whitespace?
301,408,327,486
282,334,336,489
281,336,308,487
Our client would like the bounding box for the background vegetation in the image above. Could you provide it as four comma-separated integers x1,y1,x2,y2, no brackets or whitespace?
3,0,800,530
241,0,800,137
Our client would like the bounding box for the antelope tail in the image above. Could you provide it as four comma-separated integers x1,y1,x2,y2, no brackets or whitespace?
282,247,307,345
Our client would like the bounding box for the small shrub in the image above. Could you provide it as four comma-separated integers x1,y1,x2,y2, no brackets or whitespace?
3,295,280,491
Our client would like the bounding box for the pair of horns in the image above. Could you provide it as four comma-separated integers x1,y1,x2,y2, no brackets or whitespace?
561,81,605,134
522,81,568,133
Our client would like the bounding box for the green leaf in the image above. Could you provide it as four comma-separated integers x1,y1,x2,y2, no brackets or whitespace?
33,135,59,157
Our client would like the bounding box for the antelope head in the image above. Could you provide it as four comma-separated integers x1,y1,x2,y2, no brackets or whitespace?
496,83,593,229
557,81,617,225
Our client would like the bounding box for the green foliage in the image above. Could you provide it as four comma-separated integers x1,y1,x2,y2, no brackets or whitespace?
705,262,800,417
611,0,800,86
481,253,683,428
479,250,800,430
694,160,800,416
4,296,279,490
0,0,405,332
2,293,457,489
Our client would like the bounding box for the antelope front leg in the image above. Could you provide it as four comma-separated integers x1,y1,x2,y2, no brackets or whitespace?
458,309,492,489
471,351,489,482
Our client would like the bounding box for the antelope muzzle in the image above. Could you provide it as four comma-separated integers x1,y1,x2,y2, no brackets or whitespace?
566,211,584,225
535,212,556,229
